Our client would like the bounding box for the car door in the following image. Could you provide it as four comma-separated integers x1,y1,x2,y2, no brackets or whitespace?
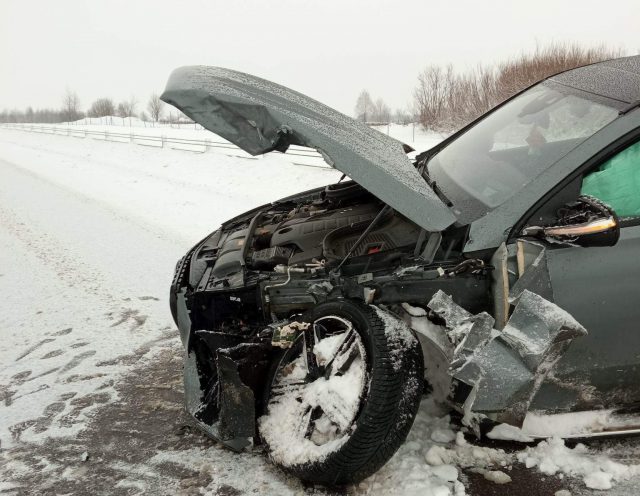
518,137,640,412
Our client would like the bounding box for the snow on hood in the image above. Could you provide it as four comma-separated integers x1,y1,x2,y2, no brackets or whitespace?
160,66,456,232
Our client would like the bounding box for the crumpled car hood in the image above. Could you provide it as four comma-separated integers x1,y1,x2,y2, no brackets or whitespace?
161,66,456,232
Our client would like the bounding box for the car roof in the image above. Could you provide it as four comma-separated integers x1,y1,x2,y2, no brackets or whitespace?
549,55,640,104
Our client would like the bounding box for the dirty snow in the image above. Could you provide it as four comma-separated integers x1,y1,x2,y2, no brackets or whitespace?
522,409,623,438
484,470,512,484
2,126,640,494
517,437,640,490
401,301,429,317
488,423,535,442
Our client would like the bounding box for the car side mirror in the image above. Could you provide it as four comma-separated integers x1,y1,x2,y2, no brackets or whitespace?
521,195,620,247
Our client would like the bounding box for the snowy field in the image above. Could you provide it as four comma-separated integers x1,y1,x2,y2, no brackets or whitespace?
2,126,640,495
4,120,441,168
21,117,437,148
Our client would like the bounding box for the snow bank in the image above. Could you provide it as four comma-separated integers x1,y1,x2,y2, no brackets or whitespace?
358,396,515,496
487,423,534,442
369,123,446,152
361,395,640,493
65,115,204,129
522,409,617,438
517,437,640,490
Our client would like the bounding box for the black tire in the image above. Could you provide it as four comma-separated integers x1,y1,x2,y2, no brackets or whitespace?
260,300,424,485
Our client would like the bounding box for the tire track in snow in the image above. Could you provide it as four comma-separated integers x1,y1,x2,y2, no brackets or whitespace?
0,151,195,248
0,155,179,449
0,128,342,242
0,204,118,303
0,132,313,218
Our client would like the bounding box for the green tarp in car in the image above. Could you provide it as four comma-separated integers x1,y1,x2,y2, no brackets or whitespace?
581,141,640,217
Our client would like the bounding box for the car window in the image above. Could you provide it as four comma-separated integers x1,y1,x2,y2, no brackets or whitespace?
493,94,615,151
581,140,640,218
427,82,619,222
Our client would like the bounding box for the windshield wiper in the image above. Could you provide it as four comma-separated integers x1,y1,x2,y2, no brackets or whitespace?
421,161,454,207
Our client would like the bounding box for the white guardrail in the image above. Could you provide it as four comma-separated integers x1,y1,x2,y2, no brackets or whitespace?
0,123,331,170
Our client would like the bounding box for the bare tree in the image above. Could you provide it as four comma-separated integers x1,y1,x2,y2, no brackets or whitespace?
25,107,35,123
62,88,81,122
494,42,622,99
88,98,115,118
372,98,391,123
147,93,164,122
116,96,138,119
354,90,374,122
116,102,127,118
413,43,622,132
167,109,192,124
392,108,411,125
1,106,69,124
413,65,454,130
129,96,138,117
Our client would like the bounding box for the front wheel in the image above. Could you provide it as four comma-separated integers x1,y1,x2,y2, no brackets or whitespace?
259,300,424,485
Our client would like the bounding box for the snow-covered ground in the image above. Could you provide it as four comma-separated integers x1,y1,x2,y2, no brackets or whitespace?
5,120,443,156
1,126,640,495
4,120,443,171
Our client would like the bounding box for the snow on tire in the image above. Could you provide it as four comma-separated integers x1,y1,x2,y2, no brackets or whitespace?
259,300,424,485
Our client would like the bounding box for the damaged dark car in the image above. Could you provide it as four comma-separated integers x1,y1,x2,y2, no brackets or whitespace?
163,55,640,485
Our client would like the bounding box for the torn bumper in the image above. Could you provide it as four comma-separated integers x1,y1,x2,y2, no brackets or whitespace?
426,289,587,428
174,290,273,451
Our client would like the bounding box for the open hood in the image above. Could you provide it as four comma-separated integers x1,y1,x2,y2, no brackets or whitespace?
161,66,456,232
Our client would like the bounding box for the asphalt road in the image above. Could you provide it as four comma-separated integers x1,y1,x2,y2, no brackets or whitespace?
4,341,640,495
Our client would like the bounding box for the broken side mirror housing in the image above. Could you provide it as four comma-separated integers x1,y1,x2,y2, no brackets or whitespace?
522,195,620,247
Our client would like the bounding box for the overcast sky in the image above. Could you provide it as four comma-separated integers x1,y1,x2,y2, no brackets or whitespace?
1,0,638,116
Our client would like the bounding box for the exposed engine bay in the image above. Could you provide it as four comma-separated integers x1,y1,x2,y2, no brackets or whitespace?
170,175,596,453
175,180,490,332
170,178,493,450
169,172,597,458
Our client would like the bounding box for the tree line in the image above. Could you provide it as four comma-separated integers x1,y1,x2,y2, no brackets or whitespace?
1,92,168,124
354,90,412,125
412,43,622,132
355,42,623,131
1,43,625,130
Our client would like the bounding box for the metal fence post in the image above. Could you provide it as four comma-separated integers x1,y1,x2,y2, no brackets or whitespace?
0,124,328,169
